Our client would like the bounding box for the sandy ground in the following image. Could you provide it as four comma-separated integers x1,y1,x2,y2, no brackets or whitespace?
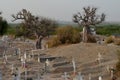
0,40,120,80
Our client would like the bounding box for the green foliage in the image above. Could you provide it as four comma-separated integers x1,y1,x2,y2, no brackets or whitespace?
6,26,16,35
96,25,120,36
0,18,8,35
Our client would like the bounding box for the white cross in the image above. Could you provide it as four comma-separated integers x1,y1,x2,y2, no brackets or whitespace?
61,72,70,80
88,73,91,80
72,58,76,74
98,76,102,80
38,57,40,63
24,52,27,60
45,59,50,66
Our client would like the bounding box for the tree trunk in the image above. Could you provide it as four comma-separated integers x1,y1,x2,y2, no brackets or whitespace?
36,36,43,49
82,26,91,42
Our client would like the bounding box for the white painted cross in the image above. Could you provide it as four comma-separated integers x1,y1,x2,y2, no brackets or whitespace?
98,76,102,80
88,73,91,80
72,58,76,74
97,53,103,63
45,59,50,66
24,52,27,60
61,72,70,80
38,57,40,63
77,72,83,80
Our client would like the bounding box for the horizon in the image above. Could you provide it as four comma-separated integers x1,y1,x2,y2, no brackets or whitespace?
0,0,120,23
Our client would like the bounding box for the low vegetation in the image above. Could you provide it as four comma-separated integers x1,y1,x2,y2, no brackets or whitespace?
105,36,120,45
47,26,81,47
96,24,120,36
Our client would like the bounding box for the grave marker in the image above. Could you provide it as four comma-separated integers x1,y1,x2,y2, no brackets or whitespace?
61,72,70,80
72,58,76,75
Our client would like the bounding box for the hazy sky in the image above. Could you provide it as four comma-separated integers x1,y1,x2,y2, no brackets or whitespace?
0,0,120,23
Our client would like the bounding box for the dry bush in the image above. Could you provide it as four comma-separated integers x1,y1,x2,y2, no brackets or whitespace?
47,26,81,48
114,39,120,45
47,36,61,48
87,35,96,43
105,36,114,43
57,26,81,44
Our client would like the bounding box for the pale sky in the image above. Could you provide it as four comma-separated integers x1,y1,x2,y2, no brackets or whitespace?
0,0,120,23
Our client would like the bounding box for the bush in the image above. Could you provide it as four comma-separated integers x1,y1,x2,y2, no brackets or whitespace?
114,39,120,45
87,35,96,43
47,26,81,47
47,36,61,48
105,36,114,43
57,26,81,44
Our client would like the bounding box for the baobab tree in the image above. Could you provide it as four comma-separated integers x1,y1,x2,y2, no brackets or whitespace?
73,6,105,42
12,9,57,49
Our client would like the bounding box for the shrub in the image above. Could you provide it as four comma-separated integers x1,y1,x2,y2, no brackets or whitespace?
87,35,96,43
47,36,61,48
47,26,81,47
57,26,81,44
114,39,120,45
105,36,114,43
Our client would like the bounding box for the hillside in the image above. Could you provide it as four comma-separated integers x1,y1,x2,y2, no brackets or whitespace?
47,43,120,80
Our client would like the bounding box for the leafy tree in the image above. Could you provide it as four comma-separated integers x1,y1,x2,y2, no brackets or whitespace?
73,6,105,42
12,9,57,49
0,12,8,35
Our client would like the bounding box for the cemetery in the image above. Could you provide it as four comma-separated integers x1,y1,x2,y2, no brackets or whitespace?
0,35,120,80
0,2,120,80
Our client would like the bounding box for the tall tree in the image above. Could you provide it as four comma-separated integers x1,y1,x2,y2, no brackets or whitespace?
12,9,57,49
0,12,8,35
73,6,105,42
